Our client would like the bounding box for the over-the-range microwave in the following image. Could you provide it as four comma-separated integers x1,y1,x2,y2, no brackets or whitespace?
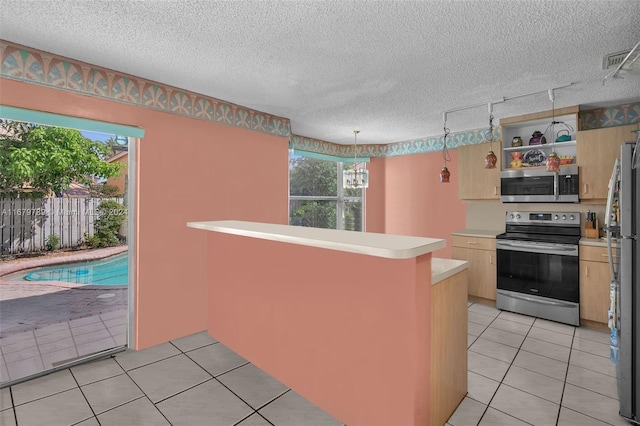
500,166,579,203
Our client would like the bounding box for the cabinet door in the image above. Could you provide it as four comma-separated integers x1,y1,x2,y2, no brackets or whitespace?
452,246,496,300
577,124,637,200
579,260,610,324
458,142,501,200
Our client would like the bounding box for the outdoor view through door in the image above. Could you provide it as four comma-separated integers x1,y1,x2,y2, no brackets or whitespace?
0,120,130,386
289,154,364,231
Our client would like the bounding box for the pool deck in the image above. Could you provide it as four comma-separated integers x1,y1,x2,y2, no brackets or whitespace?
1,247,129,383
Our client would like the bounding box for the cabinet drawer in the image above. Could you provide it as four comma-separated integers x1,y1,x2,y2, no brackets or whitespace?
580,245,617,263
452,235,495,251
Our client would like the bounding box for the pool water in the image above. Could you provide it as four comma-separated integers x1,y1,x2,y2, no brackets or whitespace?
24,253,128,285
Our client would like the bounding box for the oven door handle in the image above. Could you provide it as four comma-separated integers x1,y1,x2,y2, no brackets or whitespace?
496,241,578,256
498,290,577,308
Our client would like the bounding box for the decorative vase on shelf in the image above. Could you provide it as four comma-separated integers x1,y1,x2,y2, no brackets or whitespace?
511,136,523,147
529,131,547,146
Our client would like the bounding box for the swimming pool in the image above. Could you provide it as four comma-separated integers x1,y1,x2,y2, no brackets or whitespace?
23,253,128,286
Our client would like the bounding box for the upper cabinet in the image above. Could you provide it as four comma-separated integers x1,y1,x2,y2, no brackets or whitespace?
500,106,579,170
458,141,501,200
576,124,638,200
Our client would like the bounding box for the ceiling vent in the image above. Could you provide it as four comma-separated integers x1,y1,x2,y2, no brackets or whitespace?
603,51,631,70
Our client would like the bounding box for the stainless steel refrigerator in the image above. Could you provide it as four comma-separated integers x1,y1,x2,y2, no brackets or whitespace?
608,139,640,424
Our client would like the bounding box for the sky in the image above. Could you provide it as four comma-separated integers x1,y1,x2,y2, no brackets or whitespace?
81,130,115,142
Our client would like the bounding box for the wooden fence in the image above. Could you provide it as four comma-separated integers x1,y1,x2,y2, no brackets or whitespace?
0,197,126,255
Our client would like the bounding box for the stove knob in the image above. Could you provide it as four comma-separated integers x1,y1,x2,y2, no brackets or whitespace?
554,214,559,220
562,215,567,220
516,214,521,219
509,214,514,219
569,215,575,220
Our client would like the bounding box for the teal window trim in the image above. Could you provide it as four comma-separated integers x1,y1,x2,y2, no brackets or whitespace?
293,149,370,163
0,105,145,138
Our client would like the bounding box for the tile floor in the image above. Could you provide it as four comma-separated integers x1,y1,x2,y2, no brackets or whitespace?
0,302,629,426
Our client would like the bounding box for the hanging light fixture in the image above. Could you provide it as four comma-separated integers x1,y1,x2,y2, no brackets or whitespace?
545,89,561,172
484,102,497,169
440,113,452,183
343,130,369,189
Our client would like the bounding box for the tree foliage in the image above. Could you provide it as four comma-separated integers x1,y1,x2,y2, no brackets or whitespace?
0,120,123,197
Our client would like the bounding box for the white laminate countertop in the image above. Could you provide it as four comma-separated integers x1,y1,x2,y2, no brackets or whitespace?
187,220,446,259
431,258,469,285
452,229,503,238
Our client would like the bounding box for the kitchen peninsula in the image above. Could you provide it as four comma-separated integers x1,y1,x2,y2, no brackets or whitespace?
187,220,468,426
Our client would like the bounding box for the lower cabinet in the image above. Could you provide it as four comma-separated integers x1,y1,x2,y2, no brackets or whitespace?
579,245,616,325
451,235,496,300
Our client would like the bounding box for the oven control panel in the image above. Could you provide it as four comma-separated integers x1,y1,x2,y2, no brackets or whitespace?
505,211,581,226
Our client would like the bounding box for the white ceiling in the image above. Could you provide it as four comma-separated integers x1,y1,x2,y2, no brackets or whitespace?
1,0,639,145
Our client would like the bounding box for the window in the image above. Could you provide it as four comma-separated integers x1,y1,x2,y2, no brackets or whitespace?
289,154,364,231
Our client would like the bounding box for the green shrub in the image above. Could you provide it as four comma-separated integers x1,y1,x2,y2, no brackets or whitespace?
86,200,127,248
45,234,60,251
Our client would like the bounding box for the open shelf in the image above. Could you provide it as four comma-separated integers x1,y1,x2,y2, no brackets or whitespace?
503,140,576,152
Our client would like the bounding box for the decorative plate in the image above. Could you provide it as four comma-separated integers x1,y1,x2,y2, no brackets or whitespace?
523,149,547,166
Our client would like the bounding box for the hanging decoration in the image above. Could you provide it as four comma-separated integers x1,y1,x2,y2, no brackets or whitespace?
342,130,369,189
484,102,497,169
440,113,452,183
545,89,561,172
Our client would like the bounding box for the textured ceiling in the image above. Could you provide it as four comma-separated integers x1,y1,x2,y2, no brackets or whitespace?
1,0,639,145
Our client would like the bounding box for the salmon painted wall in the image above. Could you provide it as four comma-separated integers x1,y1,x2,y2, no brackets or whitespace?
367,151,466,258
364,158,385,233
0,78,289,349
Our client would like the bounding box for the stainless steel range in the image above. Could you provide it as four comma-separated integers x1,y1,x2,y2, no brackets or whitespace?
496,211,581,326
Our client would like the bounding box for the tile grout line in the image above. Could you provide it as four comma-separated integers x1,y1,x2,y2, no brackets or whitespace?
69,366,102,425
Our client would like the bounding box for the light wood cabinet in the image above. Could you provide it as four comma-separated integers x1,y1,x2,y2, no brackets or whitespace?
451,235,496,300
579,245,616,325
576,124,638,200
458,141,501,200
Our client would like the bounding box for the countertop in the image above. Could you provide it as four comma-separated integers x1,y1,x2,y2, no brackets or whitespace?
187,220,446,259
452,229,503,238
431,258,468,284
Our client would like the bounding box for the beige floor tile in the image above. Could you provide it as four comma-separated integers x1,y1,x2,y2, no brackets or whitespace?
533,318,576,336
71,357,125,386
503,365,564,404
236,413,273,425
489,317,532,335
14,388,93,426
497,311,536,326
469,338,518,363
480,327,526,348
217,363,288,409
97,397,169,426
468,311,496,326
186,342,248,377
114,342,181,371
128,354,211,403
521,336,571,362
572,337,609,358
557,406,611,425
82,374,144,414
570,349,617,377
528,326,574,348
447,396,486,426
74,417,100,426
259,390,342,426
468,351,511,382
468,321,487,337
158,379,253,425
490,384,559,425
562,383,629,426
0,408,16,426
513,350,568,380
468,303,501,317
566,364,618,400
170,331,218,352
0,387,12,411
468,334,478,348
479,407,530,425
574,327,609,344
11,368,76,405
467,371,500,405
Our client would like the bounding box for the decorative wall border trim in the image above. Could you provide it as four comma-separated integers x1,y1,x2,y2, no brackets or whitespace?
580,102,640,130
291,128,502,158
0,40,291,138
